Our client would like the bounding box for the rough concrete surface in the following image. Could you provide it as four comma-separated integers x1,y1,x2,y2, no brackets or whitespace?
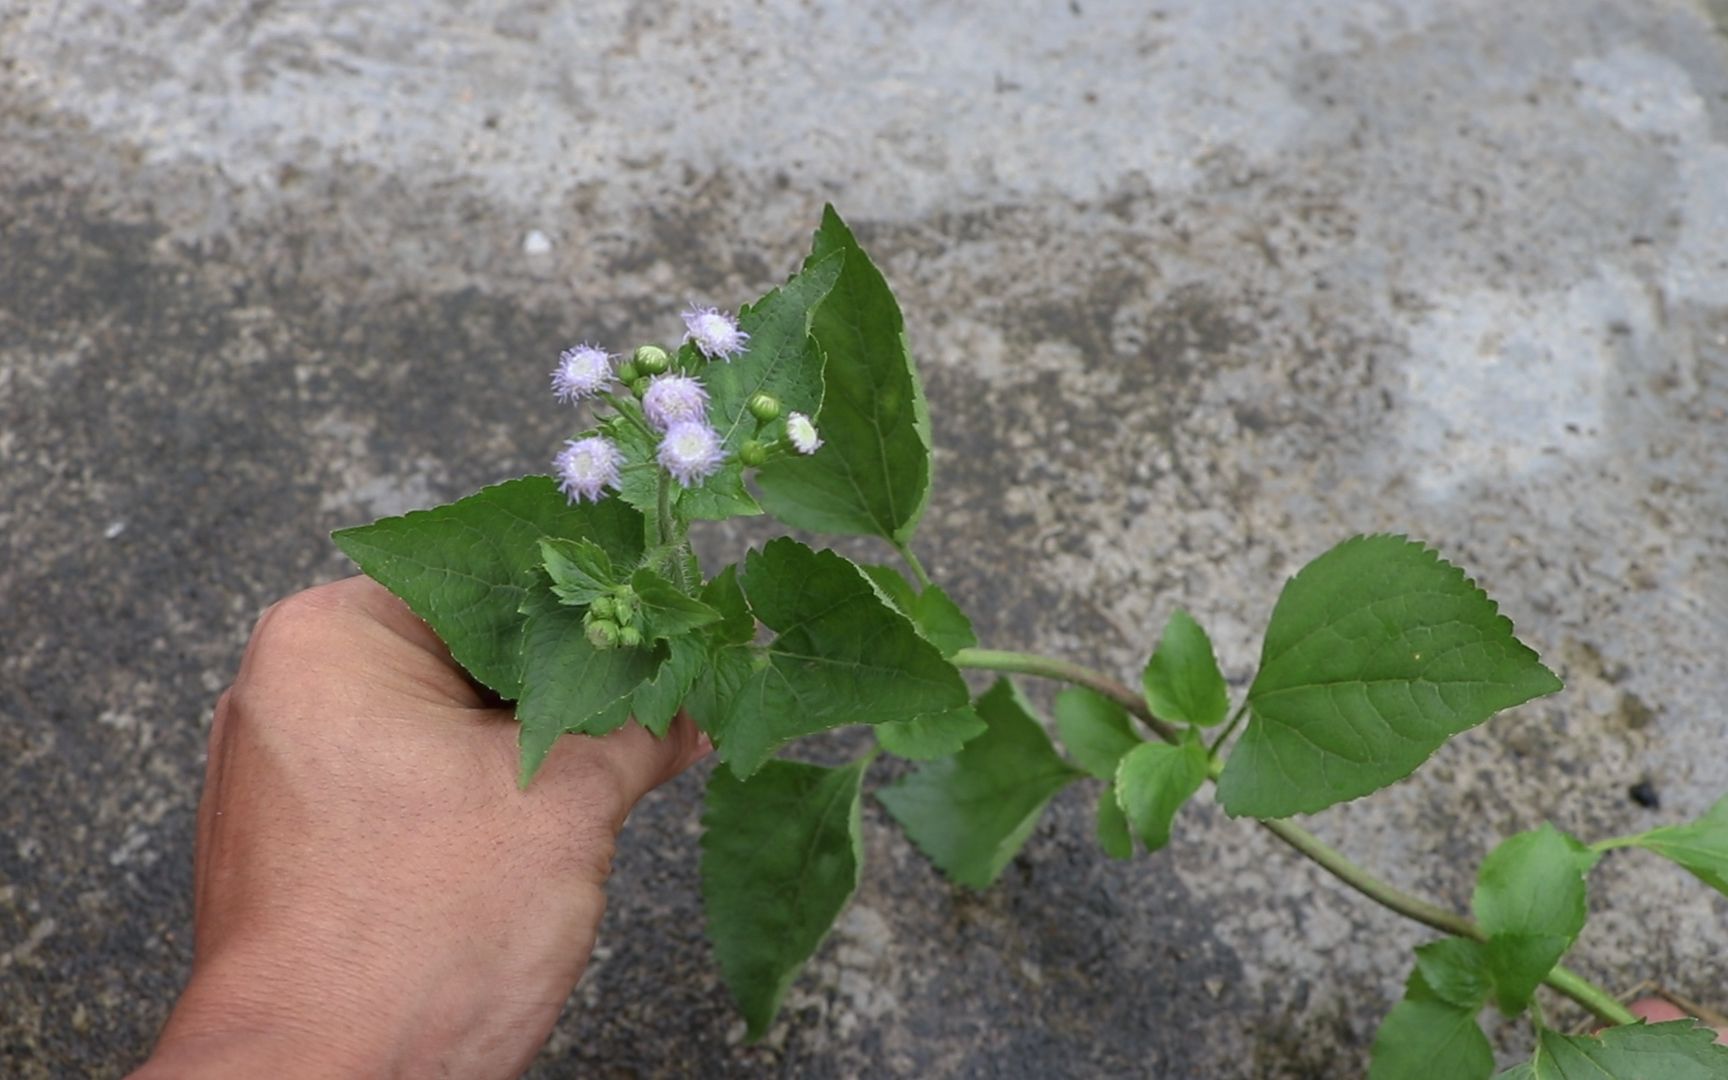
3,0,1726,1076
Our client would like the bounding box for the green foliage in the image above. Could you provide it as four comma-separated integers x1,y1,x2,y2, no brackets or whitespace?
1142,609,1229,727
515,590,662,785
1217,535,1563,819
1472,824,1599,1014
1095,786,1134,860
1499,1021,1728,1079
756,206,933,542
875,709,987,760
629,567,721,640
1612,794,1728,897
1053,687,1142,780
688,539,968,778
1367,963,1494,1080
539,537,619,606
332,477,643,697
630,635,704,737
1410,938,1491,1011
878,679,1082,889
1114,734,1209,852
700,758,866,1041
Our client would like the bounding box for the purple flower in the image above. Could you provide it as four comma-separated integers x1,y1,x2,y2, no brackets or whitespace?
553,436,623,503
551,344,614,403
641,373,710,431
657,421,725,488
682,304,749,361
785,411,822,455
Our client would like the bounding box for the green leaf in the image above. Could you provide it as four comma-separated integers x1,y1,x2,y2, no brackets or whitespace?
701,563,755,646
1097,786,1134,860
631,635,704,737
1054,687,1142,780
693,539,968,778
629,567,721,640
877,679,1082,889
539,537,619,606
1472,823,1599,1014
875,708,987,760
1411,938,1492,1011
1368,967,1494,1080
1216,535,1563,819
515,590,661,786
332,477,644,697
701,758,866,1041
1506,1021,1728,1079
1622,794,1728,897
1142,609,1230,727
756,205,933,543
860,564,977,659
1113,735,1209,852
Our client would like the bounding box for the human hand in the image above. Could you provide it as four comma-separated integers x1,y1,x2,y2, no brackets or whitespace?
131,576,709,1080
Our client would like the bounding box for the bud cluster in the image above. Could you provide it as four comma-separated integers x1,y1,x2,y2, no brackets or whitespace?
583,583,644,650
547,304,824,505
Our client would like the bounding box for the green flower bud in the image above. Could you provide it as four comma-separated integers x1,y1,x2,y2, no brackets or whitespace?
618,626,643,649
746,392,781,422
589,596,616,620
585,619,620,650
631,376,653,398
616,360,641,385
633,344,671,375
739,439,769,468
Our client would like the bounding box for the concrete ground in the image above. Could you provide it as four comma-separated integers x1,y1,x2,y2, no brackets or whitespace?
3,0,1726,1075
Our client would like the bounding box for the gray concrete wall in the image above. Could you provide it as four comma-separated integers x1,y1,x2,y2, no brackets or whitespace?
3,0,1725,1075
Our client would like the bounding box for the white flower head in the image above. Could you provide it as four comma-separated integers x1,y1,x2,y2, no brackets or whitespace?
785,411,822,455
681,304,750,361
641,373,710,431
554,436,623,503
657,421,725,488
551,344,614,403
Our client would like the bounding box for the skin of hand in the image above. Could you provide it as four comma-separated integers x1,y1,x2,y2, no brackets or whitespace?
130,576,709,1080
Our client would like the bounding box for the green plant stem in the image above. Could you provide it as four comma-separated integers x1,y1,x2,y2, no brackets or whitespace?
949,645,1639,1028
893,541,935,590
1208,701,1249,757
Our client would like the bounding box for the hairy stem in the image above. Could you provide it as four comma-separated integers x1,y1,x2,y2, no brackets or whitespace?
893,541,935,590
949,646,1639,1028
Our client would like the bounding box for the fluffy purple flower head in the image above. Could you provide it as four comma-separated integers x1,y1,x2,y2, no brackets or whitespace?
551,344,614,403
682,305,750,361
641,373,710,431
785,411,822,455
553,435,623,503
657,421,725,488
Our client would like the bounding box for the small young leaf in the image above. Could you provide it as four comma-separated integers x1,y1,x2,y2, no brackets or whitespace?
515,591,661,786
332,477,644,697
1097,786,1134,860
701,757,867,1041
1142,609,1230,727
877,679,1082,889
1472,823,1599,1014
631,635,704,737
694,539,968,777
1623,794,1728,897
875,708,987,760
629,567,722,640
1411,938,1492,1011
1217,535,1563,819
1367,967,1494,1080
1114,735,1209,852
1054,687,1142,780
539,537,618,606
860,565,977,658
756,206,933,543
1507,1020,1728,1079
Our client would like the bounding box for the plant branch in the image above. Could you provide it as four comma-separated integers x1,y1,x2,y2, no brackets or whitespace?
950,645,1639,1028
893,541,934,590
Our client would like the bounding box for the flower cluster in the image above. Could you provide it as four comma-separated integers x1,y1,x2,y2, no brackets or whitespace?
547,304,820,504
